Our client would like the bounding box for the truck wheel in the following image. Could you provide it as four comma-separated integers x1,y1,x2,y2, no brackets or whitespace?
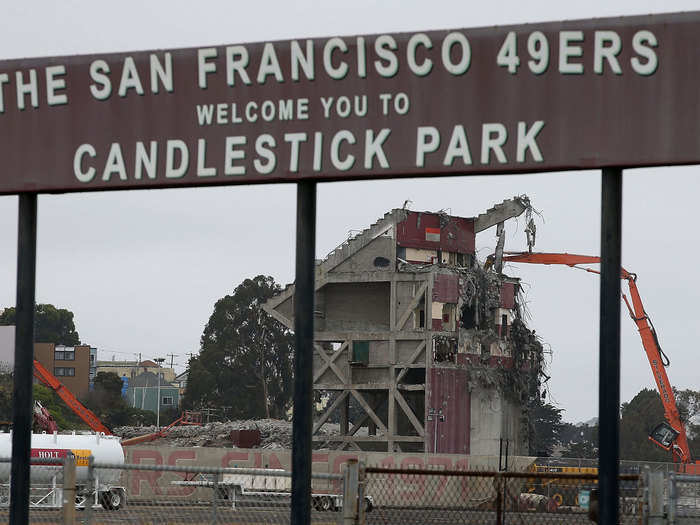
552,493,563,507
101,489,123,511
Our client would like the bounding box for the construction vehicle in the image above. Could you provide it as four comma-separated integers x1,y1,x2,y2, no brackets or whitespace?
174,468,374,513
32,359,112,435
33,400,58,433
490,252,700,470
524,459,639,508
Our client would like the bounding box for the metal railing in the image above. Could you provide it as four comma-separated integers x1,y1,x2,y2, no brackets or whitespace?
364,465,642,525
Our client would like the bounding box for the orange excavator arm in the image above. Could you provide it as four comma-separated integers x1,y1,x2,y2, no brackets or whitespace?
497,251,692,464
33,359,112,435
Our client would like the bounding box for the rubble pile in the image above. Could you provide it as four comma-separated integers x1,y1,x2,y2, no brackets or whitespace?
114,419,346,448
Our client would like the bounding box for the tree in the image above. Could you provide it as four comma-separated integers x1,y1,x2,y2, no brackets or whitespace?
560,422,599,459
183,276,294,420
619,388,670,462
675,388,700,426
528,397,564,456
0,373,13,426
83,372,161,429
85,372,125,414
689,422,700,460
0,304,80,345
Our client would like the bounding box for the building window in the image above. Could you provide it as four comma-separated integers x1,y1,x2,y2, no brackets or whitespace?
55,350,75,361
162,396,174,406
54,367,75,377
351,341,370,366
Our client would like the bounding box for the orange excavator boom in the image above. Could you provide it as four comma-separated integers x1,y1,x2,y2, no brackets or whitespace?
498,251,693,464
33,359,112,435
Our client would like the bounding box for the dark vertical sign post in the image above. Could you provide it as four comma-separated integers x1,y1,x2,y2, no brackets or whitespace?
10,193,37,525
291,181,316,525
599,168,623,523
1,11,698,525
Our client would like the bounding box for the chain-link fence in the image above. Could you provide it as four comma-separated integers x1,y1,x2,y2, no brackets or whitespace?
0,456,66,524
364,465,642,525
669,472,700,523
84,459,346,525
0,455,348,524
6,454,700,524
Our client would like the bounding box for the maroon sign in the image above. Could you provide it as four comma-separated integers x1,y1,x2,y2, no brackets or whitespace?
30,448,67,465
0,11,697,194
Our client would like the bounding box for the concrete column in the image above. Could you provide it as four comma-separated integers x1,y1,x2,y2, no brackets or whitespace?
340,395,349,435
62,453,76,525
647,470,665,525
343,459,359,525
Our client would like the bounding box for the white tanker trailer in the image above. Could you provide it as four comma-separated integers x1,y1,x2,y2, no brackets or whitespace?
0,432,126,510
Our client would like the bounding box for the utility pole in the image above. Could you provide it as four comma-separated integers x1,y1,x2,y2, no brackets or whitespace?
154,357,165,428
167,353,178,369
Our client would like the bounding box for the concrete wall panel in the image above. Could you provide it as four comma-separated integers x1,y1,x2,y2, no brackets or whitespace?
122,446,535,506
323,282,390,331
368,340,390,365
395,282,422,329
396,340,425,364
469,388,526,456
330,236,394,273
351,367,388,384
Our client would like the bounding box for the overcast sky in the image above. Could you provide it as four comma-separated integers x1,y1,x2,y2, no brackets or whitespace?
1,1,699,423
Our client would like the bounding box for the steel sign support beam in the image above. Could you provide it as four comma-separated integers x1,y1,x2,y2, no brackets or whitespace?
291,180,316,525
10,193,37,525
598,168,622,525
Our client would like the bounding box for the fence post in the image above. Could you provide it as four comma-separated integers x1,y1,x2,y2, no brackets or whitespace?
343,459,359,525
211,476,219,525
84,455,95,525
357,462,366,525
667,471,676,525
642,466,649,525
495,472,503,525
63,452,76,525
647,470,664,525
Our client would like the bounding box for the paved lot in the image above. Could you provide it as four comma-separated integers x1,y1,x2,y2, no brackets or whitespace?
4,503,643,525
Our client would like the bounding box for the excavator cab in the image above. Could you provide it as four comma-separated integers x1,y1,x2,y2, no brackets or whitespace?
649,421,679,451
